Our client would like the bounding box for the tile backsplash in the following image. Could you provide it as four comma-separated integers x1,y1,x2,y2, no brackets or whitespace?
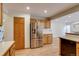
43,29,52,34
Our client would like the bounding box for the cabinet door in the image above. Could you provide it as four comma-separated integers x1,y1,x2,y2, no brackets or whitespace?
76,43,79,56
43,35,48,44
44,19,51,28
0,3,2,26
47,35,52,44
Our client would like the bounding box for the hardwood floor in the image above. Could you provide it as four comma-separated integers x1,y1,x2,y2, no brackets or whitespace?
15,38,60,56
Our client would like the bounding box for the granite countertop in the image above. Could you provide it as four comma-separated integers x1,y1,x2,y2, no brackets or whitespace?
60,34,79,42
0,41,14,56
66,32,79,35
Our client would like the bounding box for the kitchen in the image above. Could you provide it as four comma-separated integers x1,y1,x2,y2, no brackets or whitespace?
0,3,79,56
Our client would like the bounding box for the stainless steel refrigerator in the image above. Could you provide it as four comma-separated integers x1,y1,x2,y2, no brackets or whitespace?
30,19,43,48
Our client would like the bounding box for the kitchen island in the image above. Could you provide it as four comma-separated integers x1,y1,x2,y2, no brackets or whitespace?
0,41,15,56
60,34,79,56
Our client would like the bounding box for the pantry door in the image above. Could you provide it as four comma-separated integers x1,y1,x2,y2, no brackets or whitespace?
14,17,25,50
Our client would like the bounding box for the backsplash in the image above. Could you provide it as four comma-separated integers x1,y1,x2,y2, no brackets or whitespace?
43,29,52,34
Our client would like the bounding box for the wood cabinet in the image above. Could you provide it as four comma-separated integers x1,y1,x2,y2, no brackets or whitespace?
60,38,79,56
39,18,51,28
0,3,2,26
44,19,51,28
60,37,79,56
4,43,15,56
47,35,52,44
43,35,48,44
76,42,79,56
43,34,52,45
60,38,76,56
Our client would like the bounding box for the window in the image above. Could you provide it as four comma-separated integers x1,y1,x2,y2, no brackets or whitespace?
65,25,70,33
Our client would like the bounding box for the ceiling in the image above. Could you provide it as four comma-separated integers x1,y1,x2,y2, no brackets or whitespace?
52,11,79,25
3,3,78,17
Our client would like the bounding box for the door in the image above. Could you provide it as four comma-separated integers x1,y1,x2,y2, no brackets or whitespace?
14,17,25,50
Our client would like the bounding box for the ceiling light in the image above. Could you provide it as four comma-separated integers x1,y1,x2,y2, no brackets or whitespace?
44,10,47,13
68,16,71,18
26,6,30,10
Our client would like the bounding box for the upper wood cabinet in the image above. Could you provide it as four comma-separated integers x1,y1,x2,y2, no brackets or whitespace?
44,19,51,28
0,3,3,26
44,18,51,28
39,18,51,28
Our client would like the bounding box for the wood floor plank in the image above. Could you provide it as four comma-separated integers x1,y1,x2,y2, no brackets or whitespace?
15,38,60,56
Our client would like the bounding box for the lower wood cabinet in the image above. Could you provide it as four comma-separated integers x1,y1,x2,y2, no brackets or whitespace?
76,48,79,56
43,34,52,45
47,35,52,44
60,38,79,56
4,43,15,56
43,35,48,44
76,42,79,56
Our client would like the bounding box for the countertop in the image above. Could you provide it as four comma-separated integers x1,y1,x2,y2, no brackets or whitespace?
66,32,79,35
0,41,14,56
60,34,79,42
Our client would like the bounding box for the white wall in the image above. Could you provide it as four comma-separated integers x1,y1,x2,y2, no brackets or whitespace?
3,13,13,41
51,19,66,37
14,14,30,48
51,11,79,37
3,13,31,48
25,15,30,48
69,11,79,33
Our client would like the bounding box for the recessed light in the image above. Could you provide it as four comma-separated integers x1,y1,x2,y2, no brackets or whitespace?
26,6,30,10
44,10,47,13
68,16,71,18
